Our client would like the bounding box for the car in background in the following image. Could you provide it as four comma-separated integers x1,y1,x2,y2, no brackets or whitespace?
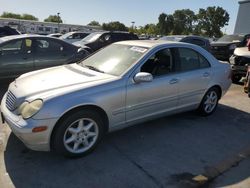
0,34,89,80
0,26,21,38
1,40,231,157
229,47,250,83
211,34,250,61
73,31,139,53
159,35,211,52
59,31,91,44
47,33,62,38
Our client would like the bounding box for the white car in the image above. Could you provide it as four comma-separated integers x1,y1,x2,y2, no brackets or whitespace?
59,31,90,44
1,40,232,157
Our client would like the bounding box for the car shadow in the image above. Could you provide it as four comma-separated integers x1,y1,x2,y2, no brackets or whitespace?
3,104,250,188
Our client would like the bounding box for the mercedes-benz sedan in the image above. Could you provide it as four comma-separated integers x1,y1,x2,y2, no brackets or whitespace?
1,40,232,157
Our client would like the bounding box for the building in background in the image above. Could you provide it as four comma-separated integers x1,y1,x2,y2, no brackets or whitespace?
0,18,101,35
234,0,250,34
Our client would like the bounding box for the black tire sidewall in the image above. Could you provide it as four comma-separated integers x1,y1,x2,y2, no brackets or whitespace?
52,109,104,157
198,88,219,116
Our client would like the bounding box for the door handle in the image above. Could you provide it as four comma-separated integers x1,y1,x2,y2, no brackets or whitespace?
169,78,179,84
203,72,210,77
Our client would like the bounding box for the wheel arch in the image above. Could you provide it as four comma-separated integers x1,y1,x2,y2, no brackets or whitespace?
50,105,109,149
209,85,222,99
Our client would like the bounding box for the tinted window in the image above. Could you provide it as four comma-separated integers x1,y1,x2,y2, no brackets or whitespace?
0,39,25,56
1,40,23,51
178,48,210,71
184,38,206,47
35,39,63,53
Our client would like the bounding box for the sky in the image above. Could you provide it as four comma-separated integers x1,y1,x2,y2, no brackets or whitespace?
0,0,240,34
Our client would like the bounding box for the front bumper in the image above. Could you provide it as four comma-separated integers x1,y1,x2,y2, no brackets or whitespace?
1,93,58,151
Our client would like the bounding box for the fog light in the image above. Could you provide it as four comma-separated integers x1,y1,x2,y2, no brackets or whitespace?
32,126,47,133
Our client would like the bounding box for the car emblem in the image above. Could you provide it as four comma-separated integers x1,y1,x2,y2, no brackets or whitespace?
214,47,218,49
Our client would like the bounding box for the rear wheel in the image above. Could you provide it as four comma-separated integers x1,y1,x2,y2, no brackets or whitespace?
198,87,220,116
52,109,104,157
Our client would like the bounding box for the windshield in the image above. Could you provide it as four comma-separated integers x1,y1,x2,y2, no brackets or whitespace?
159,36,184,42
217,35,244,42
79,44,148,76
81,33,103,43
59,32,73,39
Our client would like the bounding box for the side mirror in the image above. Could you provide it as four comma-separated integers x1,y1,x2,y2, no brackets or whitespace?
134,72,153,83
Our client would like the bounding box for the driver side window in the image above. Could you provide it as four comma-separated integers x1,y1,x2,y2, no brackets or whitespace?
141,48,174,77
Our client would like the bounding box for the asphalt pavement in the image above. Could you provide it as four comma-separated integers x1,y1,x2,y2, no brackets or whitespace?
0,83,250,188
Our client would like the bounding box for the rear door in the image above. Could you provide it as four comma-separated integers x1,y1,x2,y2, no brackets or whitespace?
0,38,34,79
174,47,212,109
33,38,70,70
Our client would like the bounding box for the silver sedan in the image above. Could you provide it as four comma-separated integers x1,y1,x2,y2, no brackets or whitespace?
1,40,232,157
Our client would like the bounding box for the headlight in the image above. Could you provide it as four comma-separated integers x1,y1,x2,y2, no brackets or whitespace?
18,99,43,119
229,44,237,50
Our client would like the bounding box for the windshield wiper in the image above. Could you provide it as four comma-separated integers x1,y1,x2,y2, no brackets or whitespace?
84,65,105,73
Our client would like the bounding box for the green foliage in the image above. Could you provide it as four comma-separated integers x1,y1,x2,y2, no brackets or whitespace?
196,6,229,38
102,21,128,31
172,9,196,35
87,21,101,26
44,15,62,23
1,12,38,21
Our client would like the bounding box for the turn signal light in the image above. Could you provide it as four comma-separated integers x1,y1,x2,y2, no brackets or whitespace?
32,126,48,133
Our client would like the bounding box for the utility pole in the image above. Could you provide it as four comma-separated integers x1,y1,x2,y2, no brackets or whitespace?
57,12,60,33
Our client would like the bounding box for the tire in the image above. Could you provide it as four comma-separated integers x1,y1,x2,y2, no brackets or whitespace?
198,87,220,116
232,74,242,83
52,109,105,157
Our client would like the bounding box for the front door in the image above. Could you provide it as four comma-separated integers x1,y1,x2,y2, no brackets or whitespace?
126,48,179,123
0,38,34,79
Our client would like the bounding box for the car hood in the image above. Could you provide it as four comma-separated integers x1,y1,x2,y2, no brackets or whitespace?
9,64,117,100
211,41,240,46
233,47,250,57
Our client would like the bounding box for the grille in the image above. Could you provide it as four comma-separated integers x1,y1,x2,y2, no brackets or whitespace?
6,91,17,111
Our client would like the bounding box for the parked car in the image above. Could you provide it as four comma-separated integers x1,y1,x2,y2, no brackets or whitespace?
229,47,250,82
47,33,62,38
0,26,21,38
0,34,89,80
211,34,250,61
1,40,231,157
159,35,211,52
73,31,139,53
59,31,91,44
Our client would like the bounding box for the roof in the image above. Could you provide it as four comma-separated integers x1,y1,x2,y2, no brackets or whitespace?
0,34,56,43
116,40,181,48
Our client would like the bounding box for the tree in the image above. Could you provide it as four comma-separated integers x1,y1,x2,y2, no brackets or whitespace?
44,15,62,23
172,9,196,35
87,21,101,26
196,6,229,38
157,13,174,35
102,21,128,31
21,14,38,21
1,12,38,21
1,12,21,19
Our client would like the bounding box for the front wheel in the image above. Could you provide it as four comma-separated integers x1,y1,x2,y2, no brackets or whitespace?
198,88,220,116
52,109,104,157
